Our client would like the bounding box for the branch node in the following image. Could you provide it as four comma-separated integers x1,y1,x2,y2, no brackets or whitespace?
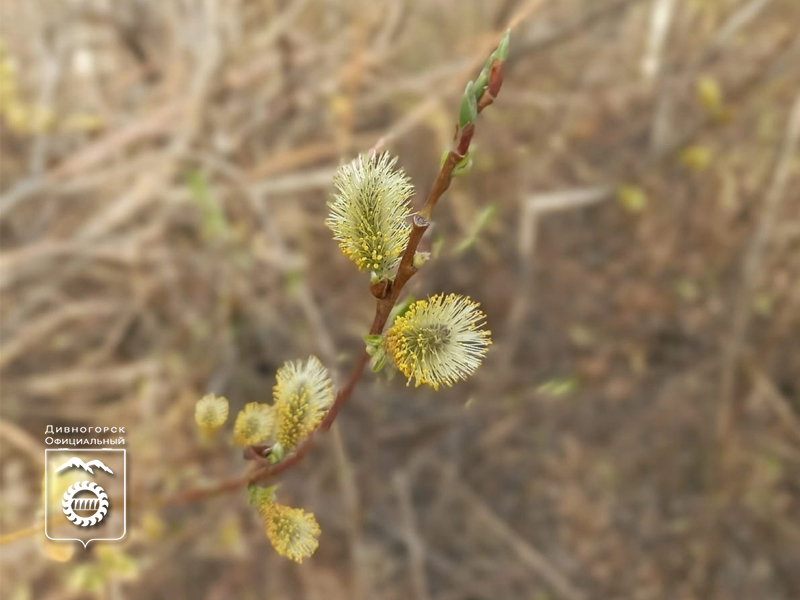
413,214,430,228
370,278,391,299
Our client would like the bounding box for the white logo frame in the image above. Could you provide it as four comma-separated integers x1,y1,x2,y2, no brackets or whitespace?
45,448,126,547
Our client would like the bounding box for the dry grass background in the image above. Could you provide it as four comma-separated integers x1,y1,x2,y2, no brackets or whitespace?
1,0,799,598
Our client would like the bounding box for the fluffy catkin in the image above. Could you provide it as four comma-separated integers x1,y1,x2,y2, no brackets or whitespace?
326,152,414,278
384,294,491,390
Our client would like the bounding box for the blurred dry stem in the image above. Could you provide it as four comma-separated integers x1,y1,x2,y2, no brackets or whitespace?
393,469,431,600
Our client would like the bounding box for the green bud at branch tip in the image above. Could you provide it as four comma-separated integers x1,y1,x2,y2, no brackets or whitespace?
482,52,494,73
496,29,510,61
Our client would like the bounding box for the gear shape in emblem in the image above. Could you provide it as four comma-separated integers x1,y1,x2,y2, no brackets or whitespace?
62,481,109,527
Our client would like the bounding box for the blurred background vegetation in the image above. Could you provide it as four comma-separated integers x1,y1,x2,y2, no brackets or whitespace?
1,0,799,598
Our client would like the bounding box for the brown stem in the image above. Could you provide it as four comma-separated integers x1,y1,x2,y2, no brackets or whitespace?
381,216,430,309
420,152,460,220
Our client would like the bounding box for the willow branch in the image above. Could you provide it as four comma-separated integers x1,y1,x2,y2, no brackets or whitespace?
168,52,506,507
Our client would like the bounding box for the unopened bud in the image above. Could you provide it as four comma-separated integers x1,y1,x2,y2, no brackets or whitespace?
451,152,473,177
474,70,489,101
496,30,510,61
459,81,478,127
268,443,285,464
364,334,383,356
413,251,431,269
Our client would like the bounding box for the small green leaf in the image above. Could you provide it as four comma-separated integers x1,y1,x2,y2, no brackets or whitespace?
459,81,478,127
474,70,489,100
495,29,510,61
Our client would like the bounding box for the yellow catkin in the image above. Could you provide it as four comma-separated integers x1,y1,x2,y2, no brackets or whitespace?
195,394,229,432
275,388,319,450
273,357,333,450
384,294,491,390
263,502,321,563
233,402,274,446
326,153,414,278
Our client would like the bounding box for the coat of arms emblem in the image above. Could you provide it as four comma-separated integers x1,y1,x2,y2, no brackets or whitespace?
45,449,126,547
